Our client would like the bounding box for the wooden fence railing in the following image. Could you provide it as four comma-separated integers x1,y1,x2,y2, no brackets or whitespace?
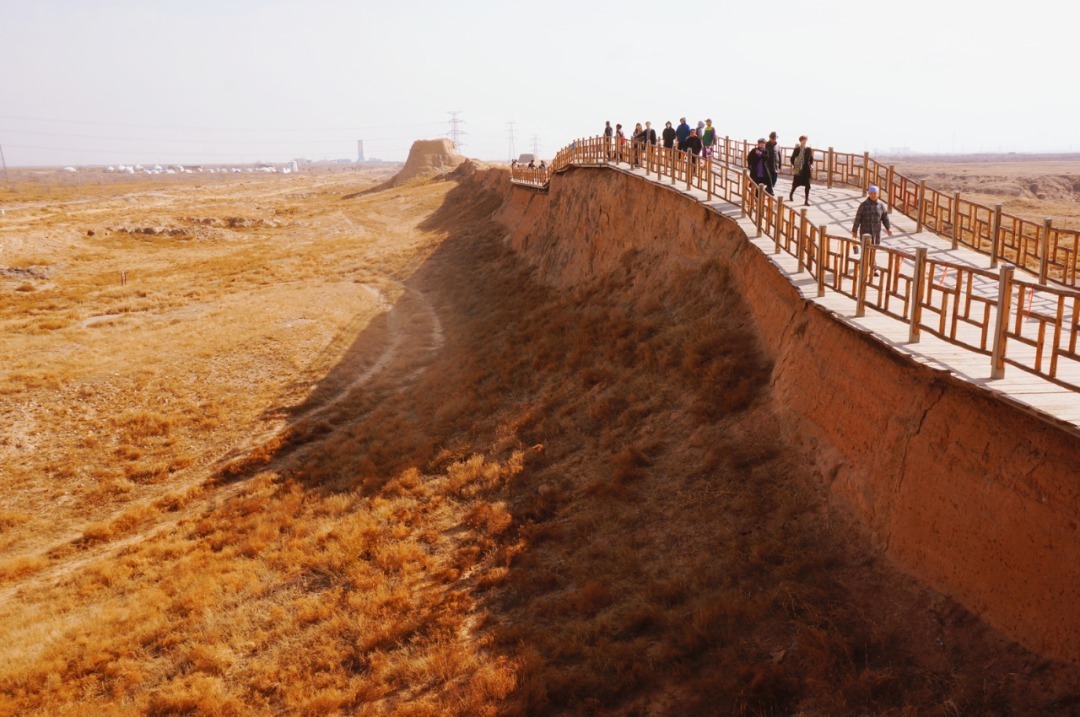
509,134,1080,391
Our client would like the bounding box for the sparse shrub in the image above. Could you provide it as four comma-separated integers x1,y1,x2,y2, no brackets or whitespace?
464,501,513,537
574,580,613,617
0,511,31,531
0,554,48,581
610,444,653,483
114,410,173,442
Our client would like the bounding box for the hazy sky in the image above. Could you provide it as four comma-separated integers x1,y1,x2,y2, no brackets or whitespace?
1,0,1075,167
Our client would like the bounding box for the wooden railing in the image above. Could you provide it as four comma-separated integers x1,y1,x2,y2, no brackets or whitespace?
509,134,1080,391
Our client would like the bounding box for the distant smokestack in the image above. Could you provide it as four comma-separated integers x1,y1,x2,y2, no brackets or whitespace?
357,139,365,163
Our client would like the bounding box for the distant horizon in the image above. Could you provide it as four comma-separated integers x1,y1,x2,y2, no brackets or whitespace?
8,144,1080,172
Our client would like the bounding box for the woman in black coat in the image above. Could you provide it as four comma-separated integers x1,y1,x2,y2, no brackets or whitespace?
789,135,814,205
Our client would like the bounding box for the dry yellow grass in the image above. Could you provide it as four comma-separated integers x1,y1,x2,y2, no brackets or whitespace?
1,163,1079,715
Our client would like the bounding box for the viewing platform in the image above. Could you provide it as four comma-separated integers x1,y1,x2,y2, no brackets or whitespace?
511,137,1080,432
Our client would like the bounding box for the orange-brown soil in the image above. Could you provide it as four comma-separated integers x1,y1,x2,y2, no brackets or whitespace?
0,160,1078,715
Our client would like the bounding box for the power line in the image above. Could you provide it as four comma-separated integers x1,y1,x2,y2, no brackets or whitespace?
532,134,541,159
447,111,467,150
506,120,517,162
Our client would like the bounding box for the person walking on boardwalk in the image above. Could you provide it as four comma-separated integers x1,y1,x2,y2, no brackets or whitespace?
701,119,717,159
644,121,657,146
789,135,814,205
676,117,691,151
604,121,614,158
632,123,645,166
851,186,893,249
662,121,677,149
747,138,772,194
765,131,780,195
685,128,703,177
614,123,626,162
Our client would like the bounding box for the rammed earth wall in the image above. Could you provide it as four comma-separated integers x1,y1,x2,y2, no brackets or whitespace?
473,163,1080,664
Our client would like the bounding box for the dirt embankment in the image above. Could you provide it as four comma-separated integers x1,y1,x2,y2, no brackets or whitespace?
482,164,1080,665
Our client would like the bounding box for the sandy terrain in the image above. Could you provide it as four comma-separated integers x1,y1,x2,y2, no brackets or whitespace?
1,147,1078,715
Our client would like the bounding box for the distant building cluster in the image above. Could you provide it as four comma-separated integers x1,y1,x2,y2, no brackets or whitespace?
100,161,301,175
53,156,393,174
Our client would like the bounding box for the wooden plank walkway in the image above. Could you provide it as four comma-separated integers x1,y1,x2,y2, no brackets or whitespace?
544,160,1080,432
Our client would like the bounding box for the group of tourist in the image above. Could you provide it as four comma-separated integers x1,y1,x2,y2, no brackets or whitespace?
510,158,546,171
600,119,893,247
513,119,893,249
604,120,817,205
744,132,814,206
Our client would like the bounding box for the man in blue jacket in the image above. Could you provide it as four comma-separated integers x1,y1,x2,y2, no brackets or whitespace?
675,117,691,151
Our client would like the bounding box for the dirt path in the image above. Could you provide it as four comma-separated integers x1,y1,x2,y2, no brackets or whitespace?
0,275,444,606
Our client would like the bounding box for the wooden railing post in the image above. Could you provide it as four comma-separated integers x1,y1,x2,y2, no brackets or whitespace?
705,158,713,201
798,208,808,273
817,226,829,297
856,234,871,317
886,165,895,212
724,136,731,164
861,152,870,195
774,197,784,255
989,203,1003,268
991,264,1015,379
755,185,765,238
1039,218,1053,284
908,248,928,343
670,148,676,185
827,147,834,189
951,191,961,250
741,170,749,218
916,179,927,233
686,151,692,191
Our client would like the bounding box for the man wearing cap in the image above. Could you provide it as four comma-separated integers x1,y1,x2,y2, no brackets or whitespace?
765,131,780,195
746,138,772,194
701,119,717,158
851,186,893,248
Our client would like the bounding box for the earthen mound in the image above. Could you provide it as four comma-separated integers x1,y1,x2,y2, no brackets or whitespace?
393,139,465,184
344,139,466,198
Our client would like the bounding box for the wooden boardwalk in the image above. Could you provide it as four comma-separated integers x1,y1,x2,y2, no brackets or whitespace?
521,157,1080,432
